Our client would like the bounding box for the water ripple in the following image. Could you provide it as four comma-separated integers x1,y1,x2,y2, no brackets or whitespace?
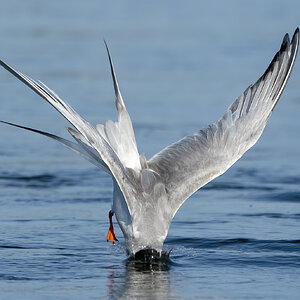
0,173,75,188
167,237,300,252
229,212,300,220
269,191,300,202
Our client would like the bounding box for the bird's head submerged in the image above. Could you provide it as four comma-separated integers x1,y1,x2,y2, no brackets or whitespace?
133,248,161,263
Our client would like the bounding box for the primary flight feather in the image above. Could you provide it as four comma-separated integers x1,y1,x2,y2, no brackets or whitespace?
0,28,298,257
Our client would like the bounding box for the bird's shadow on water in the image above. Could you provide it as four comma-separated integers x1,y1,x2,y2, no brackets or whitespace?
106,251,175,299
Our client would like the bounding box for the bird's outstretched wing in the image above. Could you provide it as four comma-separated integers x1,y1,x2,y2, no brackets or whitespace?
148,28,299,217
98,42,141,171
0,45,142,216
0,120,110,172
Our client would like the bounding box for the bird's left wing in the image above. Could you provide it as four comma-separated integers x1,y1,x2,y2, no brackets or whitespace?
0,51,141,216
0,120,110,172
148,28,299,217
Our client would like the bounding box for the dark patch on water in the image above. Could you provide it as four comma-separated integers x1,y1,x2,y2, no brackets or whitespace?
0,169,108,189
263,175,300,185
0,172,76,188
268,191,300,202
167,237,300,252
229,212,300,220
0,245,27,249
71,196,111,203
0,275,36,281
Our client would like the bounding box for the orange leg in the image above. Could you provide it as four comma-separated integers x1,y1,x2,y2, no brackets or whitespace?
106,210,118,244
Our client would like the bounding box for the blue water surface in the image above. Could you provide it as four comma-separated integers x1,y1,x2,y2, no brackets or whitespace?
0,1,300,299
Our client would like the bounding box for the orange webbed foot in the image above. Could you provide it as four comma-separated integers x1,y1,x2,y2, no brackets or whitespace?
106,210,118,244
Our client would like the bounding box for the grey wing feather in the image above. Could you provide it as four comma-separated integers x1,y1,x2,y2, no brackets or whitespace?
104,40,126,113
66,126,110,172
101,42,141,170
148,28,299,216
0,120,109,172
0,59,139,216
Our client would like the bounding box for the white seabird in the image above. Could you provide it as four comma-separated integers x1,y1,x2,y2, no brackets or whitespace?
0,29,299,260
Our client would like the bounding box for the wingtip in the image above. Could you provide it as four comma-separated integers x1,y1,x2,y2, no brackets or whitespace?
103,39,112,63
0,59,13,73
103,39,109,52
103,41,126,111
103,40,115,75
280,33,290,52
279,28,299,53
292,27,299,44
0,120,9,126
0,58,7,67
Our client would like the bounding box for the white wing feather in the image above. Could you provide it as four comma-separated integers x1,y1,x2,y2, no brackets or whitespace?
148,29,299,217
0,58,140,217
98,42,141,170
0,120,110,172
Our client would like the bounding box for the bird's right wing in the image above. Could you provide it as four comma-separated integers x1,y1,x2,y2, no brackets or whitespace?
148,28,299,217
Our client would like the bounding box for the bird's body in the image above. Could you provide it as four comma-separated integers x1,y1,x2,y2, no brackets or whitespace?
0,29,299,257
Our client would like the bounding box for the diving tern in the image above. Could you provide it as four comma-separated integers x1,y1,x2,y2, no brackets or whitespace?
0,28,298,261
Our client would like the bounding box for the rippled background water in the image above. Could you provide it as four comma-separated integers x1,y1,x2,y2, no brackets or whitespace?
0,1,300,299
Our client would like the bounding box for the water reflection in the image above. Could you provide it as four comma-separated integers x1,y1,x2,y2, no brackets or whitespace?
107,257,172,299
